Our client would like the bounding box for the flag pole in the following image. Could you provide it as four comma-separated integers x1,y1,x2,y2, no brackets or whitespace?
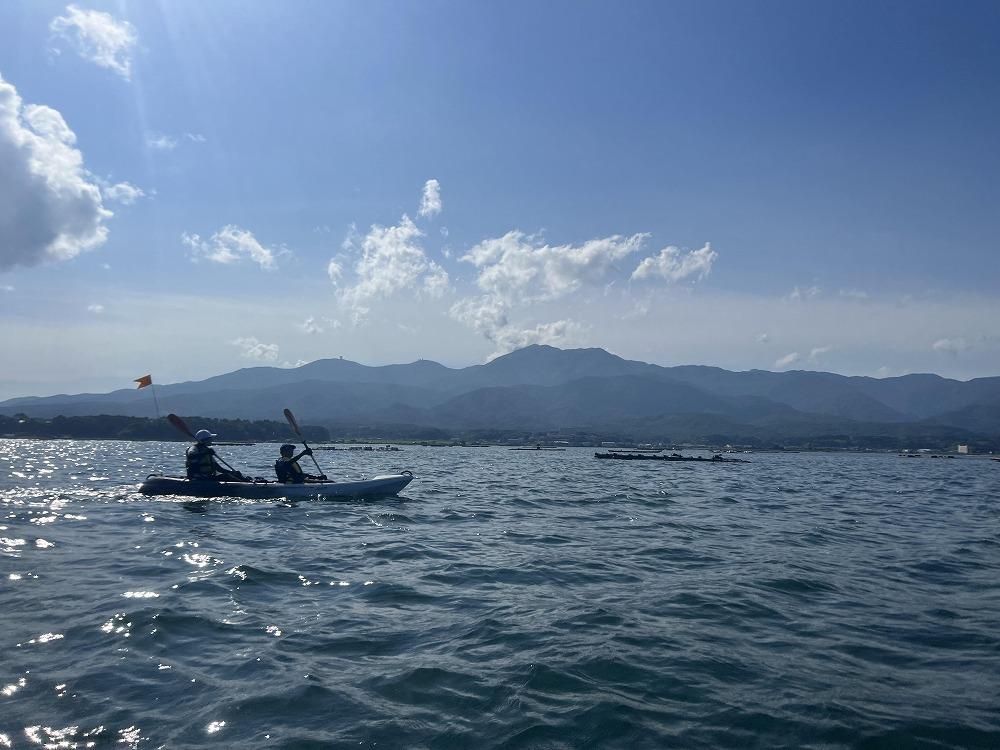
150,383,162,419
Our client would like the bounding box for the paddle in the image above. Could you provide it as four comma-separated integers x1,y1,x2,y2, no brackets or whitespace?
166,413,240,474
283,408,326,478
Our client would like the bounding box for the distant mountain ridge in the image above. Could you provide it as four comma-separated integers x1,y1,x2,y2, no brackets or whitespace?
2,345,998,446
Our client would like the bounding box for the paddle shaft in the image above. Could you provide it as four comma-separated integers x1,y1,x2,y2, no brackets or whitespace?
283,408,326,476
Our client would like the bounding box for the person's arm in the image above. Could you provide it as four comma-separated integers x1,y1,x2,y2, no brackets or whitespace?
294,448,313,462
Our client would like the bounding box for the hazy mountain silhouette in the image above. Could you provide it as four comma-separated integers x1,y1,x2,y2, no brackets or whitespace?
2,345,998,444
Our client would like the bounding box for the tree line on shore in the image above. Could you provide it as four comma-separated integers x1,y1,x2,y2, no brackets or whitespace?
1,413,994,452
0,414,329,442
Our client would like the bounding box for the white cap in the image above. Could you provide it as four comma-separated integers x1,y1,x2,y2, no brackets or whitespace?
195,429,217,442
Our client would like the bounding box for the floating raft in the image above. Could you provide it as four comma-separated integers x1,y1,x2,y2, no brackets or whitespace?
595,452,750,463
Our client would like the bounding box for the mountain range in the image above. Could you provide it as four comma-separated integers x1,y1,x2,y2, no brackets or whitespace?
2,346,998,448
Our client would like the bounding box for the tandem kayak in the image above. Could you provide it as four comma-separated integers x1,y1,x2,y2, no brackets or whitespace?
138,471,414,499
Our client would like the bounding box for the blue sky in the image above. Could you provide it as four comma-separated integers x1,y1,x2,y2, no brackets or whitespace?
0,0,998,398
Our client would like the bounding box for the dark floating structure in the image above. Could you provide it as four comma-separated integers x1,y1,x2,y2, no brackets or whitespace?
595,452,750,464
314,445,402,452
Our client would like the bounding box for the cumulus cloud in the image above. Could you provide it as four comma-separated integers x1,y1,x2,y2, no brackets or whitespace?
336,215,449,323
449,295,586,358
932,337,969,355
86,303,104,313
182,226,282,270
103,181,144,205
755,332,770,343
449,231,650,349
462,231,647,304
490,319,587,357
50,5,137,80
185,132,206,143
450,295,510,340
418,178,442,218
0,74,111,272
231,336,279,361
631,243,716,283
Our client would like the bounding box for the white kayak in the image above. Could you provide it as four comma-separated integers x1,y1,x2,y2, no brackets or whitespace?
138,471,414,499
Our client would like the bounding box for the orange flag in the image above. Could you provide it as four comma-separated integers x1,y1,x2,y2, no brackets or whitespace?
134,374,153,389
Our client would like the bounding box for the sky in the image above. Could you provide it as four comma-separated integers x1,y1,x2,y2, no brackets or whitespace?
0,0,998,399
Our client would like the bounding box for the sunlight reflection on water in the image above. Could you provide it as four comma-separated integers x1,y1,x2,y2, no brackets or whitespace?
0,439,998,747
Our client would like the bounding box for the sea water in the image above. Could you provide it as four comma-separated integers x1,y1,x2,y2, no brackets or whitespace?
0,440,997,748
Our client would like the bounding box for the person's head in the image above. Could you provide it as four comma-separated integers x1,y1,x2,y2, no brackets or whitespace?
195,429,217,444
280,444,296,457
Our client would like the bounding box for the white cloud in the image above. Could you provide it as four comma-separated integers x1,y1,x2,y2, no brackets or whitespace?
932,337,969,355
231,336,279,361
50,5,137,80
103,181,144,205
874,366,892,378
462,231,647,304
631,243,717,283
451,231,649,348
184,133,206,143
450,295,510,340
809,345,832,361
299,316,324,334
449,295,586,358
337,215,449,323
423,265,449,298
86,303,104,313
418,178,442,218
774,345,831,370
327,259,344,285
182,226,282,270
146,134,178,151
490,319,587,358
755,332,770,343
0,74,111,272
774,352,802,369
1,285,14,292
787,285,821,301
281,359,308,368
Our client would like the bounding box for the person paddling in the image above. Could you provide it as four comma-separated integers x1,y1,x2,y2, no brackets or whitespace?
186,429,248,482
275,444,327,483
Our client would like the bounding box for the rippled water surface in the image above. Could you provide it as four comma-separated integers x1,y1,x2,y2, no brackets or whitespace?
1,440,998,748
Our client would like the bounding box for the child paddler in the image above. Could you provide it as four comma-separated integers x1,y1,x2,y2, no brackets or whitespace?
275,444,327,483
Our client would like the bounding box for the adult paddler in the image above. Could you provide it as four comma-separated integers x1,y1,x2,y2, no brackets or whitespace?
185,429,248,482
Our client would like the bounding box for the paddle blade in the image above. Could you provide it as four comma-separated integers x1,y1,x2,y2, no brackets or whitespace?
283,408,301,436
167,413,196,440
